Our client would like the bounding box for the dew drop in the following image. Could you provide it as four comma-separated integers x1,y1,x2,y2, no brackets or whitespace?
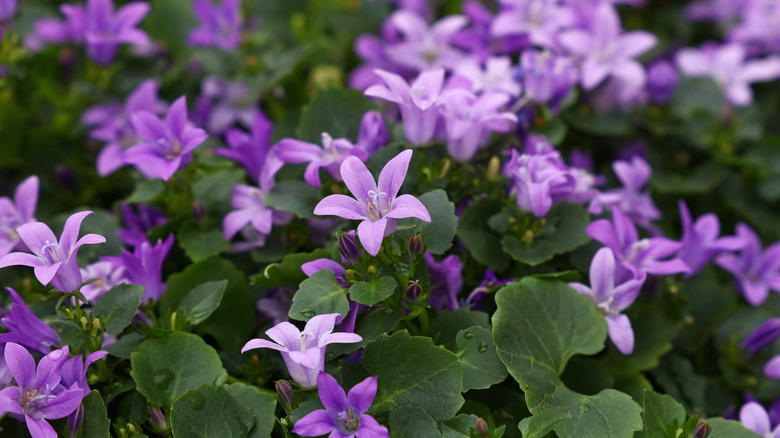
300,309,316,318
153,370,175,391
463,331,474,340
188,392,206,410
477,342,488,353
578,402,591,414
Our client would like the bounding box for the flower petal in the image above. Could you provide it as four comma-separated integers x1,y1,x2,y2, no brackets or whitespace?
14,176,39,221
0,386,22,416
358,414,390,438
378,150,412,201
42,387,83,419
241,338,286,354
291,409,336,437
313,195,366,221
16,222,57,258
357,218,388,257
741,401,772,435
347,376,378,413
340,157,378,205
265,322,302,351
24,416,57,438
385,195,430,222
316,372,348,412
606,314,634,355
0,252,45,270
59,211,94,251
5,342,35,388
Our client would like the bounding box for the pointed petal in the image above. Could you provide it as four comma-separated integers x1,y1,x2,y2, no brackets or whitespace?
241,338,285,353
341,156,378,204
59,211,93,252
130,111,167,142
16,222,57,258
14,176,39,221
357,218,388,257
42,387,83,419
347,376,377,413
287,347,322,368
36,347,69,390
305,313,340,342
316,372,348,411
0,252,45,270
606,314,634,355
274,139,322,163
590,248,616,299
0,386,22,416
358,414,390,438
314,195,367,221
292,409,336,437
265,322,302,351
741,401,772,435
378,149,412,200
320,332,362,347
384,195,431,222
24,417,57,438
33,263,62,286
5,342,35,388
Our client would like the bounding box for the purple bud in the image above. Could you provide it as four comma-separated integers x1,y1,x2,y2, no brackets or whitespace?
409,234,423,259
69,404,84,438
475,417,489,438
338,233,361,265
276,379,294,409
55,164,78,190
149,406,167,431
741,318,780,355
358,110,389,154
192,200,206,222
691,421,710,438
647,60,679,104
406,280,422,302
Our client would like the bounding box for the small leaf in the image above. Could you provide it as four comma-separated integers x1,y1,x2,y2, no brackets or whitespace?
289,269,349,321
223,383,277,438
455,326,508,392
418,189,458,255
518,406,572,438
177,280,227,327
637,390,686,438
170,385,254,438
78,391,110,438
264,180,321,219
126,180,166,203
349,277,397,306
177,226,230,263
252,249,332,288
93,284,144,334
296,88,377,143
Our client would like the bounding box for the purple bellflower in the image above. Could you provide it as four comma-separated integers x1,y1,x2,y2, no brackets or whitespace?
292,372,389,438
588,155,661,228
569,247,646,355
0,211,106,293
215,111,281,188
79,261,128,303
676,43,780,106
647,60,679,104
105,235,173,302
383,10,468,72
518,49,577,108
491,0,575,49
741,318,780,356
357,111,390,155
125,96,208,181
453,56,521,97
275,133,370,189
462,269,514,309
0,0,17,22
425,252,463,311
0,175,39,258
301,260,349,288
503,149,574,217
0,343,84,438
197,76,258,134
313,149,431,257
766,356,780,381
83,0,150,65
0,288,60,355
715,223,780,307
365,68,445,145
29,4,86,48
740,401,780,438
189,0,243,50
223,184,292,246
729,2,780,55
61,350,107,437
677,201,745,277
559,3,656,91
452,1,527,60
117,202,167,248
241,313,362,388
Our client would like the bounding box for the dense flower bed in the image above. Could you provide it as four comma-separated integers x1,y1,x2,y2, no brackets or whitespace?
1,0,780,437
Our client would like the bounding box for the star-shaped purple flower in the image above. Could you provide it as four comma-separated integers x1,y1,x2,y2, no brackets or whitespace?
275,133,369,189
0,175,39,259
83,0,150,65
189,0,243,50
313,149,431,257
716,223,780,306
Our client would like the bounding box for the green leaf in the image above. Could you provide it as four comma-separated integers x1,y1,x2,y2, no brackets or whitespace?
492,278,642,437
177,280,228,327
418,189,458,255
501,203,590,266
363,331,464,421
707,418,762,438
92,284,144,334
349,277,397,306
177,226,230,263
430,308,490,351
78,391,110,438
161,258,254,351
388,406,443,438
441,414,480,438
223,383,277,438
518,406,572,438
289,269,349,321
263,180,321,219
563,110,633,137
652,162,729,195
126,180,166,204
296,88,377,143
326,307,405,359
456,326,508,392
192,169,245,212
252,249,332,288
130,332,227,408
457,198,509,271
636,390,686,438
170,385,253,438
671,78,724,119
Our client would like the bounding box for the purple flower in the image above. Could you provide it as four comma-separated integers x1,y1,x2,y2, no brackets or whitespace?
197,76,258,134
117,202,167,247
106,235,173,302
569,247,646,354
0,0,17,22
677,201,745,277
125,96,208,181
357,111,390,155
292,372,389,438
79,261,128,303
0,288,60,355
241,313,362,388
216,112,281,188
189,0,242,50
365,68,445,145
766,357,780,381
559,3,656,91
741,318,780,355
275,133,369,188
675,43,780,106
314,150,431,257
716,224,780,307
588,155,661,228
647,60,679,104
740,402,780,438
503,149,574,217
0,211,106,293
29,5,86,48
0,343,84,438
491,0,575,49
83,0,150,65
518,49,577,107
61,350,107,437
729,3,780,54
453,56,521,97
223,184,292,244
383,10,468,72
425,252,462,311
0,176,39,258
301,259,348,287
81,80,163,176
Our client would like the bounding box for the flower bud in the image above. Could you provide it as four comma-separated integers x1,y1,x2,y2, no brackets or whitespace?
475,417,489,438
358,110,389,154
741,318,780,355
339,233,361,265
276,379,294,409
691,421,710,438
406,280,422,302
192,200,206,222
647,60,679,105
149,406,167,431
408,234,423,259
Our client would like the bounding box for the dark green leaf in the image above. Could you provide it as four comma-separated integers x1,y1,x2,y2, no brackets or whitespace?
501,203,590,266
388,406,442,438
177,226,230,263
457,199,509,271
636,390,686,438
456,326,507,392
170,385,253,438
252,249,332,288
223,384,277,438
349,277,397,306
177,280,227,327
430,308,490,351
518,406,572,438
707,418,762,438
327,308,405,359
418,189,458,255
93,284,144,334
126,180,166,204
289,269,349,321
263,180,321,219
78,391,110,438
296,88,377,143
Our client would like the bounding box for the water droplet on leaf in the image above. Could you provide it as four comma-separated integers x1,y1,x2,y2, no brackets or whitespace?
477,342,488,353
463,331,474,339
188,392,206,410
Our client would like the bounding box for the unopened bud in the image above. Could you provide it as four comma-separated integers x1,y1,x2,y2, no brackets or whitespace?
358,110,389,154
691,421,710,438
149,406,167,431
475,417,489,438
408,234,423,259
192,200,206,221
338,233,361,265
487,156,501,181
406,280,422,302
276,380,294,409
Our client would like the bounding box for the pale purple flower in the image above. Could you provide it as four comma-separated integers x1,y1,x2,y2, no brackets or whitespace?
452,1,527,60
503,149,574,217
518,49,577,107
197,76,258,134
740,401,780,438
383,10,468,72
766,357,780,381
117,202,167,247
676,43,780,106
357,111,390,155
292,372,389,438
685,0,749,23
677,201,745,277
559,3,656,91
81,80,163,176
189,0,242,50
29,5,86,47
742,318,780,356
275,133,369,188
0,211,106,293
83,0,150,65
647,60,679,104
491,0,575,49
716,224,780,307
0,176,39,258
453,56,521,97
314,149,431,257
125,96,208,181
425,252,462,311
365,68,445,145
729,2,780,54
241,313,362,388
105,235,173,302
0,343,84,438
223,184,292,244
0,288,60,355
79,261,128,303
0,0,17,22
61,350,107,437
569,247,646,355
216,112,281,188
588,155,661,228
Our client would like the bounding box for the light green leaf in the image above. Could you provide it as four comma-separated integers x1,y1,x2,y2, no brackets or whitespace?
289,269,349,321
349,277,397,306
177,280,227,327
636,390,686,438
223,384,277,438
92,284,144,334
263,180,321,219
170,385,253,438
